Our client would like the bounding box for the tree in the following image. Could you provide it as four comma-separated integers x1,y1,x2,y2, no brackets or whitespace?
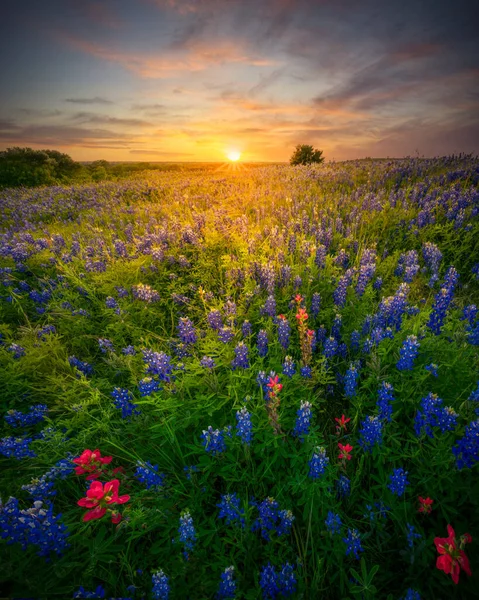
289,144,325,166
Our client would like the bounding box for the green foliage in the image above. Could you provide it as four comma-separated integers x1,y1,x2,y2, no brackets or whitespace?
290,144,325,166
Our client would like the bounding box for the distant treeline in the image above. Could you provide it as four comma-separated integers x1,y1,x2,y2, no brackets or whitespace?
0,147,196,189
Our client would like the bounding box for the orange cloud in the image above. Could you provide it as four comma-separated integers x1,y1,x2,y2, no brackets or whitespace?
59,33,277,78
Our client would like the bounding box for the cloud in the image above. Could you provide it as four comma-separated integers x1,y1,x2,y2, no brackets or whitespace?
65,97,114,105
69,112,153,127
129,149,195,156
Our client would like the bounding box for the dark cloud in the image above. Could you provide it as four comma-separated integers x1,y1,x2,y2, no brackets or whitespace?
69,112,153,127
0,123,133,147
65,97,114,105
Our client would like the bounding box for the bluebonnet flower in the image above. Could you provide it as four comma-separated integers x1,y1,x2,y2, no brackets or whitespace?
69,356,93,377
177,317,197,345
333,268,354,307
251,497,294,541
363,501,389,523
242,320,252,337
122,345,136,355
152,570,170,600
308,446,329,479
201,426,228,455
184,465,199,480
217,566,236,600
259,563,297,599
376,283,410,331
178,510,196,555
4,404,48,428
105,296,118,310
73,586,105,598
261,295,277,318
217,493,245,528
461,304,478,327
208,310,223,330
300,365,312,378
98,338,114,353
344,363,359,397
323,336,338,358
373,277,383,290
325,511,342,535
414,393,457,438
231,342,250,370
116,286,129,298
0,498,69,557
218,327,234,344
406,523,422,548
396,250,420,283
138,377,160,397
396,336,420,371
388,468,409,496
282,356,296,378
277,315,290,350
292,401,312,441
316,325,327,345
236,406,253,445
377,382,394,422
336,475,351,498
427,266,459,334
331,314,342,341
469,382,479,403
135,461,165,490
8,344,25,359
452,418,479,469
334,248,349,269
37,325,56,339
257,329,269,357
0,436,36,459
358,416,383,452
468,320,479,345
311,292,321,317
425,363,438,377
200,356,216,369
401,589,421,600
111,388,141,418
315,244,327,269
142,350,174,382
131,283,160,303
343,529,364,559
350,330,360,351
21,456,74,500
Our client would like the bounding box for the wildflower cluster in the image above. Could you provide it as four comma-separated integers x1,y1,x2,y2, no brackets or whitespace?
111,388,141,418
217,493,245,528
135,461,165,490
251,497,295,541
5,404,48,428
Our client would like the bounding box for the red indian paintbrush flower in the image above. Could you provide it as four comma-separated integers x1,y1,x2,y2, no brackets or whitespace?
267,375,283,397
73,449,113,480
434,524,472,584
338,443,353,461
78,479,130,523
335,414,351,433
295,308,308,322
294,294,303,304
418,496,434,514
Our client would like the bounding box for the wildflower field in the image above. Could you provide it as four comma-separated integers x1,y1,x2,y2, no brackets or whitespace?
1,156,479,599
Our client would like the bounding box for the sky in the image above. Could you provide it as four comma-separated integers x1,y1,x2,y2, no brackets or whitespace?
0,0,478,162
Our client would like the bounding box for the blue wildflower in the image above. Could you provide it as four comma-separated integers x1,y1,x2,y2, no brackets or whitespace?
218,327,234,344
406,523,422,548
308,446,329,479
257,329,269,357
177,317,197,345
4,404,48,428
73,586,105,599
201,426,228,455
388,467,409,497
152,570,170,600
138,377,160,397
396,335,420,371
231,342,250,370
217,494,245,528
343,528,364,559
344,363,359,397
217,566,236,600
111,388,141,418
282,355,296,378
358,416,383,452
178,510,196,556
292,401,312,441
235,406,253,445
377,382,394,422
336,474,351,498
135,461,165,490
452,418,479,469
325,511,342,535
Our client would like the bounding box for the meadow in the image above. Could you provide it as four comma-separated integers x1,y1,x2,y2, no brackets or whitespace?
0,156,478,599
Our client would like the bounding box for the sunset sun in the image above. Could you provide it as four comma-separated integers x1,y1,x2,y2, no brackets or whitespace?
227,151,241,162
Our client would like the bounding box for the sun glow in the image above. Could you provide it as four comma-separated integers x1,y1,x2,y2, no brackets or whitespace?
227,151,241,161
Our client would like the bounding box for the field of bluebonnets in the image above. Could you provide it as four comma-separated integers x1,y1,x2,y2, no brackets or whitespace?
1,156,479,600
